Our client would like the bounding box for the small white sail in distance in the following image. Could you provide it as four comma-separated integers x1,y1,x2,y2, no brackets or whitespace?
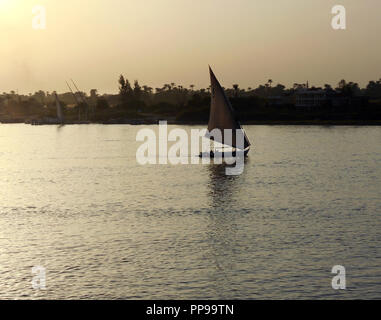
55,93,64,124
206,66,251,151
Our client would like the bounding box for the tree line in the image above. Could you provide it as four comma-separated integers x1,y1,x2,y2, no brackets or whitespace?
1,76,381,123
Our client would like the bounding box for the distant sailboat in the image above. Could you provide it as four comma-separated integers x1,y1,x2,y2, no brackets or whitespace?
55,93,64,124
200,67,251,158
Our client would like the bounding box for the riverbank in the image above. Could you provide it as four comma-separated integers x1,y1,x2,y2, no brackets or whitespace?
2,119,381,126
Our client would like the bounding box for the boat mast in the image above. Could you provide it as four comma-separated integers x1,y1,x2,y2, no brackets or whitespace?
66,81,81,121
71,79,89,121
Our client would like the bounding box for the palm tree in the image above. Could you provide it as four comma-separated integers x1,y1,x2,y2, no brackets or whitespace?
338,79,347,90
268,79,273,88
233,84,239,97
324,84,332,92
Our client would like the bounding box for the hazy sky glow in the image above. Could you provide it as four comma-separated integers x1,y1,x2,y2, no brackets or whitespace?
1,0,381,93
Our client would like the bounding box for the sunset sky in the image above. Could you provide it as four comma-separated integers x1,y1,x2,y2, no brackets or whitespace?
0,0,380,94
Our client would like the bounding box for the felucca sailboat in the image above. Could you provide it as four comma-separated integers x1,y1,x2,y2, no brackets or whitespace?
200,67,251,158
55,93,64,124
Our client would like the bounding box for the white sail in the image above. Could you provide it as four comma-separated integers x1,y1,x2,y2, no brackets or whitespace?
55,93,64,124
207,67,250,150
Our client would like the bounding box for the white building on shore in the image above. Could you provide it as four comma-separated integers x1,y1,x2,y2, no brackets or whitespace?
295,89,327,108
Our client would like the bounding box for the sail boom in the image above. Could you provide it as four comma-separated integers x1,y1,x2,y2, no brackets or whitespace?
205,129,249,150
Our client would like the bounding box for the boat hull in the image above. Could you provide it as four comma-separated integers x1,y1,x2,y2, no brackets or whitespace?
199,148,250,158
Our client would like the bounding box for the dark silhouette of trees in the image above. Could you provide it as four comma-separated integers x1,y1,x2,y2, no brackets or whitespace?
365,80,381,98
118,75,133,106
337,80,360,97
233,84,239,98
133,80,142,100
96,97,110,110
1,75,381,124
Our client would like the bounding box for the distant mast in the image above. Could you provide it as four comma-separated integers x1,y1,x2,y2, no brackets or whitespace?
207,67,251,150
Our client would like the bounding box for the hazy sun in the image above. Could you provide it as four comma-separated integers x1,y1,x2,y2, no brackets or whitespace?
0,0,14,10
0,0,23,9
0,0,21,18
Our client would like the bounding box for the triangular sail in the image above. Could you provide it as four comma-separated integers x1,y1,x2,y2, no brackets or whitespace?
55,93,64,124
207,67,250,150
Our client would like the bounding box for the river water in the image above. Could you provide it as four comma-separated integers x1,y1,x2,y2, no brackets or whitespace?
0,124,380,299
